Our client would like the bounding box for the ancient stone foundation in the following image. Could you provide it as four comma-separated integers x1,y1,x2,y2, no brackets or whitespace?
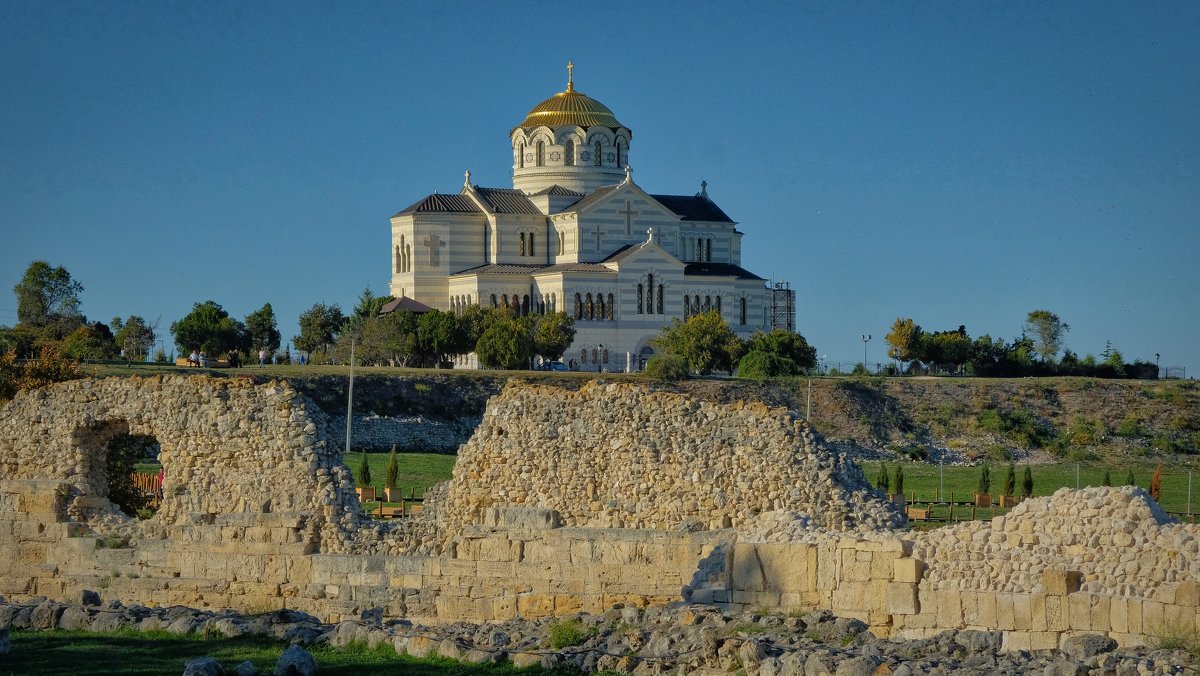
1,376,1197,652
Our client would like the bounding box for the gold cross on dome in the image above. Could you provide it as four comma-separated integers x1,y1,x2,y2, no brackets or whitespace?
567,61,574,91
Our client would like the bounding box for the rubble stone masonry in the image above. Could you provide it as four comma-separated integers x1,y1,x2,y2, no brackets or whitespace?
0,375,1196,650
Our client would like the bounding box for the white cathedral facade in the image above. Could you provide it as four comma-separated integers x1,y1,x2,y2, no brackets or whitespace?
388,66,772,370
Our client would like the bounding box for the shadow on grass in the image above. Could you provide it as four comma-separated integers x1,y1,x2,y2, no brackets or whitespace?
6,630,549,675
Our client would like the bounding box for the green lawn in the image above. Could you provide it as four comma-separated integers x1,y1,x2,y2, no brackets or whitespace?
864,460,1200,517
4,629,543,675
344,451,457,498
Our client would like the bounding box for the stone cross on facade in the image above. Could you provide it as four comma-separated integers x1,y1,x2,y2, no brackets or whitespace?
423,234,442,267
590,224,604,252
620,201,638,236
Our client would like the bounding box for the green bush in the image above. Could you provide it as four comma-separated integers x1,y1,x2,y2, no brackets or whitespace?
876,462,890,493
1116,416,1144,438
977,464,991,495
548,619,591,649
356,452,372,487
1002,463,1016,496
736,350,800,379
385,447,399,490
893,465,905,495
1021,465,1034,498
644,354,690,381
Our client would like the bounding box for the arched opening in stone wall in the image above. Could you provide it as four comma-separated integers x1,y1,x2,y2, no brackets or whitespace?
73,419,162,518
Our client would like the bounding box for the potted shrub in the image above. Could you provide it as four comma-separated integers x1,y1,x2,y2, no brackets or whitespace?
355,452,375,502
999,463,1018,507
891,464,906,506
384,446,400,503
975,464,992,507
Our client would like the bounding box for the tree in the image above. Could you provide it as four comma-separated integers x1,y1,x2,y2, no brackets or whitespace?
14,261,84,329
745,329,817,370
417,310,464,364
170,301,244,355
922,327,971,373
1021,465,1034,498
655,311,743,375
294,303,345,355
1002,463,1016,497
475,316,533,369
1024,310,1069,362
356,452,372,488
876,462,890,493
0,344,84,403
244,303,281,356
885,318,924,366
643,354,689,381
1102,469,1112,487
385,446,399,491
531,312,576,361
977,464,991,495
892,465,905,496
60,322,117,361
111,316,156,361
1125,470,1135,486
1150,464,1162,502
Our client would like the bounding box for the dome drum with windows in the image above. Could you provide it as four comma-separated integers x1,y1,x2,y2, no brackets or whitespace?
511,62,632,194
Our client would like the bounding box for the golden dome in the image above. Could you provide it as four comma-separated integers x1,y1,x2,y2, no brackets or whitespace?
517,88,624,129
515,64,624,130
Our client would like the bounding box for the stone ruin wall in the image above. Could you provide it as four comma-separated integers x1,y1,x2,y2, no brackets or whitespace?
440,381,904,532
0,375,1198,651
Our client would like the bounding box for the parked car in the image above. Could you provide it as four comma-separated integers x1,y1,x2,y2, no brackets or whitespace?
546,361,569,372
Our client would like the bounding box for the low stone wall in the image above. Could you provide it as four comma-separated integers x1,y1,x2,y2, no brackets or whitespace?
441,381,904,531
328,414,476,453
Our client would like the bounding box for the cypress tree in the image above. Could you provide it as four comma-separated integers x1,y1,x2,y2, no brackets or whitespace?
893,465,905,496
877,462,891,494
385,446,400,490
1003,463,1016,496
356,452,372,487
977,464,991,495
1126,470,1135,486
1021,465,1034,498
1102,469,1112,487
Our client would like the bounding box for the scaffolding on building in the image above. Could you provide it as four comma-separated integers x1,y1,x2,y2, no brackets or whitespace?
770,281,795,332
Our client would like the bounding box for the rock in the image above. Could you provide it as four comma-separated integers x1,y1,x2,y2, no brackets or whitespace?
954,630,1003,652
805,650,838,676
1061,634,1117,661
273,644,317,676
510,652,554,669
231,661,257,676
1042,658,1089,676
359,607,383,624
835,655,883,676
77,590,102,606
461,648,500,664
405,635,438,659
182,657,225,676
32,601,62,629
436,638,462,660
0,627,9,655
57,605,93,631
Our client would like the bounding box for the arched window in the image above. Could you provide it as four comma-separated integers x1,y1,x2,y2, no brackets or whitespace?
594,140,602,166
602,348,609,364
551,293,557,313
536,141,545,166
394,245,401,274
585,293,594,320
716,295,722,315
683,295,691,318
557,231,564,254
529,232,535,256
520,233,526,256
693,296,702,315
597,294,605,320
518,142,525,169
564,139,574,166
616,140,623,167
657,284,664,314
696,239,703,261
501,294,509,309
522,295,530,315
574,293,582,319
607,293,614,320
490,294,497,308
405,244,411,272
706,239,712,262
646,274,654,314
592,348,599,363
637,284,644,314
704,295,712,312
740,298,747,325
580,349,588,364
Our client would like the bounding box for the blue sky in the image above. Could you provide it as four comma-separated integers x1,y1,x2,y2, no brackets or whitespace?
2,1,1197,371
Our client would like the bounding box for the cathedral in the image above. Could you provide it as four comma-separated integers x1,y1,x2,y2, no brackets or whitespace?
388,65,773,370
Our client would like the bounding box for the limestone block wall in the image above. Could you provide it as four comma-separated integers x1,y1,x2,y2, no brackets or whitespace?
441,381,904,531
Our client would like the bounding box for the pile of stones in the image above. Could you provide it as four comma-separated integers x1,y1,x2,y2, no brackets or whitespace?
442,381,905,533
910,486,1200,597
2,595,1194,675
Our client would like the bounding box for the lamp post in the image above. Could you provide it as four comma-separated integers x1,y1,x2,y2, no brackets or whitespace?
1156,353,1161,379
861,335,871,372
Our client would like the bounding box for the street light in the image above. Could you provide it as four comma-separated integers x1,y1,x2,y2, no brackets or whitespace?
1156,353,1161,378
861,335,871,371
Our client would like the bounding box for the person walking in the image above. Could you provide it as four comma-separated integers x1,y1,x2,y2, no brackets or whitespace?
258,348,266,367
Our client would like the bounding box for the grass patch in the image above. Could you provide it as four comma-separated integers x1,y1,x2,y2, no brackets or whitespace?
547,619,593,649
6,629,555,675
1153,621,1200,660
870,460,1200,515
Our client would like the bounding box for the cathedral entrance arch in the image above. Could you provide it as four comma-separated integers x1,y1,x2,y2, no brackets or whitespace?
638,345,655,371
